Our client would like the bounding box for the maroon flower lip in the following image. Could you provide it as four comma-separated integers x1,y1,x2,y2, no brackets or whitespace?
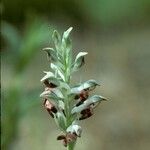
75,88,95,120
43,99,57,118
43,80,57,88
79,107,93,120
57,132,77,147
75,89,89,106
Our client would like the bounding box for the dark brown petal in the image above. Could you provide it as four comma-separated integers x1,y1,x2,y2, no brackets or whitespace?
57,133,77,147
84,88,90,91
80,108,90,115
76,101,84,107
74,95,80,100
43,80,51,87
43,80,57,88
57,135,66,140
79,90,89,101
66,132,77,143
62,139,67,147
49,82,57,88
51,106,57,113
49,112,54,118
43,99,57,117
57,134,67,147
62,109,66,116
75,90,89,106
79,108,93,120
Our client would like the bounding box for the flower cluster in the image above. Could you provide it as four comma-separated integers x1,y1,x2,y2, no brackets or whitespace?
40,27,107,149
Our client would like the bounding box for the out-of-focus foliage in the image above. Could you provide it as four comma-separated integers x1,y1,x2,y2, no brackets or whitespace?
82,0,150,26
2,0,85,25
1,17,52,72
1,0,150,150
2,0,150,27
1,17,53,150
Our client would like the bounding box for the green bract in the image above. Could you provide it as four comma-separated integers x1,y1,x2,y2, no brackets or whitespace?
52,30,61,51
41,71,60,86
71,79,100,94
71,95,106,114
43,47,57,62
72,52,88,71
40,27,107,150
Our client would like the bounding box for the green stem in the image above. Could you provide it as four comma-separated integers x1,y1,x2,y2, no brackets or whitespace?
64,49,72,127
63,43,76,150
67,141,76,150
67,144,73,150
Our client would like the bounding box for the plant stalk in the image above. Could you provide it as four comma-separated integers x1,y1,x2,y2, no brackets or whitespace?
67,141,76,150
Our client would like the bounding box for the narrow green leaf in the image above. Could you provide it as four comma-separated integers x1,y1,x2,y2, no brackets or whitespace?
61,27,73,66
52,30,61,51
62,27,73,51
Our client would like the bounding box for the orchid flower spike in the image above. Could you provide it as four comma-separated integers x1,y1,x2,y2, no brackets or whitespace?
40,27,107,150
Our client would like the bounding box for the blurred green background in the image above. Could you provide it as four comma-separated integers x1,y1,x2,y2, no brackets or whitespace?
1,0,150,150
